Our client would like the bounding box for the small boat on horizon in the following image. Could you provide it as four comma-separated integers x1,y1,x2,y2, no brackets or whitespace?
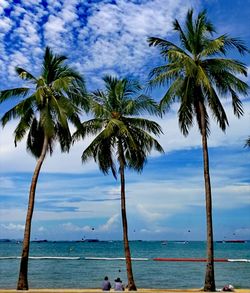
32,239,48,243
216,240,247,243
76,239,99,242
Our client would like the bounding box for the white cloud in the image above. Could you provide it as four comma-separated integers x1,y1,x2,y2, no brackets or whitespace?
0,0,10,14
37,226,46,232
79,0,196,75
0,176,15,188
62,222,92,232
234,227,250,237
140,226,173,234
0,16,12,33
7,51,30,78
1,223,25,231
98,214,119,232
0,209,27,222
44,15,66,35
136,204,163,221
1,0,200,88
62,214,119,233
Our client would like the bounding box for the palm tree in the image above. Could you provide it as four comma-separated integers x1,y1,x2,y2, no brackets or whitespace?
148,9,249,291
74,75,164,290
0,47,88,290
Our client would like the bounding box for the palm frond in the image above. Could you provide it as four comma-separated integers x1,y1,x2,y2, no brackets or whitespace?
73,118,104,142
199,36,226,57
178,99,194,136
147,37,188,58
222,35,249,55
126,95,159,116
0,88,30,103
82,131,117,178
244,137,250,148
1,94,35,127
14,108,34,146
55,122,72,153
125,117,163,136
230,89,244,118
26,118,45,158
16,67,37,82
207,87,229,131
173,18,191,52
40,104,55,138
203,58,248,76
159,77,183,112
194,101,210,137
43,47,67,83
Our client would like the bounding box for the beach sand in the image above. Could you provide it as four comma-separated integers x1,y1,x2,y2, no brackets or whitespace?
0,289,249,293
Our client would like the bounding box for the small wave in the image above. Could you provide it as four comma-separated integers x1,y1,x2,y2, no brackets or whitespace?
84,257,149,261
0,256,80,260
228,259,250,262
0,256,18,259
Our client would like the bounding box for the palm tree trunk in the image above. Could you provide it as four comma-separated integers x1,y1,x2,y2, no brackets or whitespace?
17,136,48,290
199,102,216,292
119,161,137,291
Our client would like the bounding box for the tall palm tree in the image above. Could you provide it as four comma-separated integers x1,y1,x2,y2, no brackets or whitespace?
148,9,249,291
0,47,88,290
74,75,164,291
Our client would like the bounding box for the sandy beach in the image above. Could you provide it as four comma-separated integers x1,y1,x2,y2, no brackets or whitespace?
0,289,250,293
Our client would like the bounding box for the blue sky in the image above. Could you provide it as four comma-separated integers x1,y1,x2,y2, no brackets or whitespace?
0,0,249,241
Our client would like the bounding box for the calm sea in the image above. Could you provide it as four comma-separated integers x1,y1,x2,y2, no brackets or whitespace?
0,241,249,289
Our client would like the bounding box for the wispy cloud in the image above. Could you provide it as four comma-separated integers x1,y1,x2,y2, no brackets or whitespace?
1,223,25,231
62,214,119,233
98,214,119,232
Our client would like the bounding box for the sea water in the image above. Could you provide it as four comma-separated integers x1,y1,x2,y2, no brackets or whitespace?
0,241,249,289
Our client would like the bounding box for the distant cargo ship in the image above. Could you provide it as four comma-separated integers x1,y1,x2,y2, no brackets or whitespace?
76,239,99,242
216,240,246,243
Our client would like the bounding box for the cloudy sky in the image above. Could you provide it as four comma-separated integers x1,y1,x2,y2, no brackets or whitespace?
0,0,249,241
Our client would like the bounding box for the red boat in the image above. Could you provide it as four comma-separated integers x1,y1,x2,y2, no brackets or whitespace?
225,240,246,243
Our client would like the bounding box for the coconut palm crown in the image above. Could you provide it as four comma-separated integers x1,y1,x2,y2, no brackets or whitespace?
1,47,88,157
78,76,163,176
74,75,164,290
0,47,88,290
148,9,249,292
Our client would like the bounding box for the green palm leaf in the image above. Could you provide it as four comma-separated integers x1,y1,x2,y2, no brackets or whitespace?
0,46,88,290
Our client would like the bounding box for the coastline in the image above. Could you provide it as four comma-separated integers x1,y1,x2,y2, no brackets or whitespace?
0,289,250,293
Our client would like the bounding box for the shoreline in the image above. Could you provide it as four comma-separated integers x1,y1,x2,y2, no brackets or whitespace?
0,289,250,293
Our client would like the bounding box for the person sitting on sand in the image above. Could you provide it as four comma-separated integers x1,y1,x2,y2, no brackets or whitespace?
102,276,111,291
222,284,234,291
114,277,124,291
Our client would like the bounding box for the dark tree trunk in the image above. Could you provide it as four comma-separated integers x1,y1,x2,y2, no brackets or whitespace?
199,102,216,292
17,136,48,290
119,161,137,291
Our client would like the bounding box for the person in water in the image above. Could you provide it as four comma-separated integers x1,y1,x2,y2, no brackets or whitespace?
102,276,111,291
114,277,124,291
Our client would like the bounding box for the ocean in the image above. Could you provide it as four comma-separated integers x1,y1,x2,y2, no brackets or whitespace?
0,240,249,289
